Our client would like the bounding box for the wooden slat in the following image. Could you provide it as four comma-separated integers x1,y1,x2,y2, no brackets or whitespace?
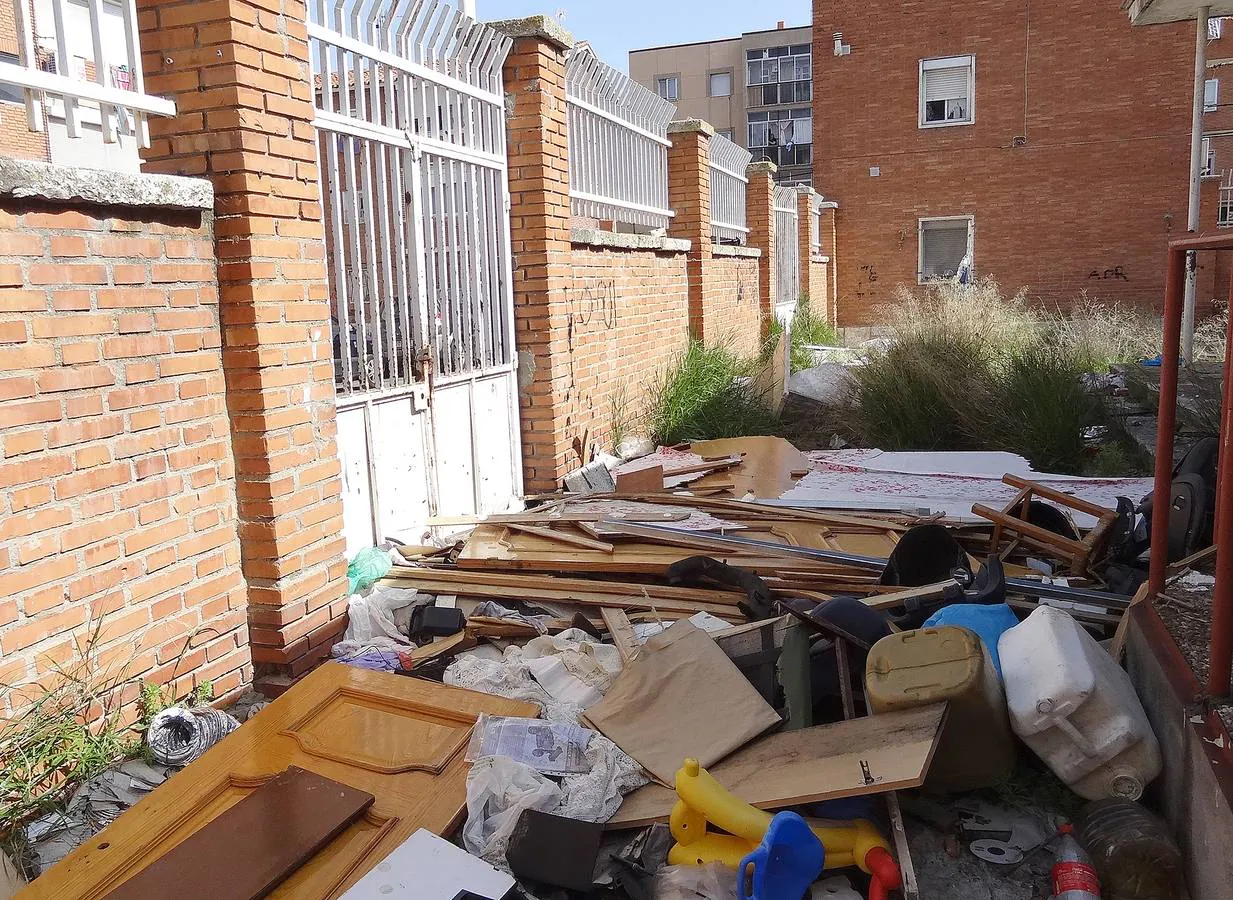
600,608,640,664
606,704,947,829
384,567,746,604
1110,582,1153,661
1001,473,1116,520
501,522,615,552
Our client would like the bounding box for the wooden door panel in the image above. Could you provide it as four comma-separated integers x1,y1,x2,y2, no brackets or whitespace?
20,664,536,900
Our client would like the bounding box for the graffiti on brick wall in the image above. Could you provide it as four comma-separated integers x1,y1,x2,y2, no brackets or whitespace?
860,264,879,283
568,278,618,331
1088,266,1128,281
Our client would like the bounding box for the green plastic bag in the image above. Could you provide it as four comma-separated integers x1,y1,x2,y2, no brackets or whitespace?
347,546,391,595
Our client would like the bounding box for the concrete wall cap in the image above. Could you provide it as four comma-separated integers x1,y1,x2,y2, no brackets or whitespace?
488,15,575,49
668,118,716,137
0,158,212,210
571,227,690,253
713,244,762,258
747,161,778,175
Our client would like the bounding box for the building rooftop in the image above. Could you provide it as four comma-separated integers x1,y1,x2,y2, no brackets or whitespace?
629,23,809,55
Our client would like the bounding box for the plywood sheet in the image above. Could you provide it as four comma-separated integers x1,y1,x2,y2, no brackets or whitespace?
103,767,373,900
689,437,811,499
26,665,535,900
606,704,947,829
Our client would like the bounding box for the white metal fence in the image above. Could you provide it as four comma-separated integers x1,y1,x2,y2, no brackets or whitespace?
0,0,173,147
309,0,515,395
709,132,752,244
565,46,675,231
774,184,800,321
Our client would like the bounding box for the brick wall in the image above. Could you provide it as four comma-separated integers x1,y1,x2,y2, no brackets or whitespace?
703,251,761,352
0,186,250,713
814,1,1195,325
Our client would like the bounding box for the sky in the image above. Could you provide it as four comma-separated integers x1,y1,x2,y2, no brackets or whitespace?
475,1,812,72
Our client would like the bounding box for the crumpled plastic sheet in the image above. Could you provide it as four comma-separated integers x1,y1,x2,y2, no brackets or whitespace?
462,756,563,865
25,759,177,875
522,629,623,692
653,863,737,900
329,645,403,671
448,633,648,869
346,546,393,594
342,585,428,648
146,706,240,766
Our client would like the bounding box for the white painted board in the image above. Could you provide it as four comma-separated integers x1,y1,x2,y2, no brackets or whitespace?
339,829,514,900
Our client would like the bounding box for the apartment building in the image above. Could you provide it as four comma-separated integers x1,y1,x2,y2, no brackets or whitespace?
629,22,814,185
813,1,1198,325
0,0,141,171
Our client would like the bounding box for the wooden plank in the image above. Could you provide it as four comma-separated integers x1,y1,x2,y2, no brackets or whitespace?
103,767,374,900
1110,582,1153,662
1168,544,1217,573
614,464,663,493
600,608,640,664
385,566,746,604
501,522,615,553
971,503,1089,556
886,791,919,900
28,665,535,900
862,580,959,611
381,576,744,620
404,630,476,666
606,704,947,829
426,509,688,527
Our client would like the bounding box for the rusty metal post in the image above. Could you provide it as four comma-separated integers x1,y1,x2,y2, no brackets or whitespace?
1149,246,1187,597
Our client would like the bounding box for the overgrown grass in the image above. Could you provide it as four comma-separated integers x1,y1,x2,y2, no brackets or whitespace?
646,339,780,445
842,278,1189,474
0,620,138,831
770,298,842,373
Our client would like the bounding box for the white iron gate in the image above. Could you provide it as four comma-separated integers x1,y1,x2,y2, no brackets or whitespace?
774,184,800,323
309,0,522,554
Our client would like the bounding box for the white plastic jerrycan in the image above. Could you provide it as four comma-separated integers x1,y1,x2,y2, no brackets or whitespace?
998,605,1161,800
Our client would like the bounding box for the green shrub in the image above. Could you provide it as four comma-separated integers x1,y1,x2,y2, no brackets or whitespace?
646,340,779,445
769,298,842,373
851,327,995,451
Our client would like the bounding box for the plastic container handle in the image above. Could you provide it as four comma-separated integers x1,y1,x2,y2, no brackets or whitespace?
737,859,755,900
864,847,901,900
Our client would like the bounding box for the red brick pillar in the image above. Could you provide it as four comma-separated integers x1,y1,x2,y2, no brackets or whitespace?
819,202,839,326
746,161,777,338
667,120,713,340
136,0,348,686
492,17,574,494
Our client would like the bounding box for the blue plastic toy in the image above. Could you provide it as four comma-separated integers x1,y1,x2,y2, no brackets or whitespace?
736,811,825,900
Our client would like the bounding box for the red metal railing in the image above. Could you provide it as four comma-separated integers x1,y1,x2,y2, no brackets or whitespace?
1149,232,1233,697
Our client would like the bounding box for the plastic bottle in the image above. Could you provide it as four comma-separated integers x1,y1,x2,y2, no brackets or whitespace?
1076,799,1189,899
1053,824,1101,899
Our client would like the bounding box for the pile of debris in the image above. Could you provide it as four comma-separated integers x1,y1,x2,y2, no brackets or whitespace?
17,436,1200,900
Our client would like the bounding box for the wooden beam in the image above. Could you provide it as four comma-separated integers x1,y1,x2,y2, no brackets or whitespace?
502,522,615,553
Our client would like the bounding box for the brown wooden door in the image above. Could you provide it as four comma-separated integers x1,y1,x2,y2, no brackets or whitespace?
20,663,536,900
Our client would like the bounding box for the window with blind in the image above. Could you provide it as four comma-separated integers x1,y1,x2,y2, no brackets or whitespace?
919,217,973,282
919,56,974,127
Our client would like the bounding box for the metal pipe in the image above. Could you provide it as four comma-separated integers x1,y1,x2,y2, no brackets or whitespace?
1149,246,1188,596
1183,6,1211,365
1208,282,1233,696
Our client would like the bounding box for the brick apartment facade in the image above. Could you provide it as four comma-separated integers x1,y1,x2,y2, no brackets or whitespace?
813,1,1198,325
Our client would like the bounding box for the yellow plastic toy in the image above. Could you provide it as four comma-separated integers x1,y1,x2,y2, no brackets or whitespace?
667,758,902,900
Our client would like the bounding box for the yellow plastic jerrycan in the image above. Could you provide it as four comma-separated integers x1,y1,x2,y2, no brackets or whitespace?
666,758,902,899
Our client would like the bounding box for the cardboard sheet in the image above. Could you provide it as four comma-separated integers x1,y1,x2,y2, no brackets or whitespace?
581,620,782,785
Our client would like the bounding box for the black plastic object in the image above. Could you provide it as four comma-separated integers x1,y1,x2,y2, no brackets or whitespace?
506,809,604,891
781,595,893,651
1024,499,1082,541
1166,474,1206,562
879,523,972,588
665,555,776,620
408,605,466,638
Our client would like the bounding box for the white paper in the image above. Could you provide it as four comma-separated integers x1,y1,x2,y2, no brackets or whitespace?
525,655,604,708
